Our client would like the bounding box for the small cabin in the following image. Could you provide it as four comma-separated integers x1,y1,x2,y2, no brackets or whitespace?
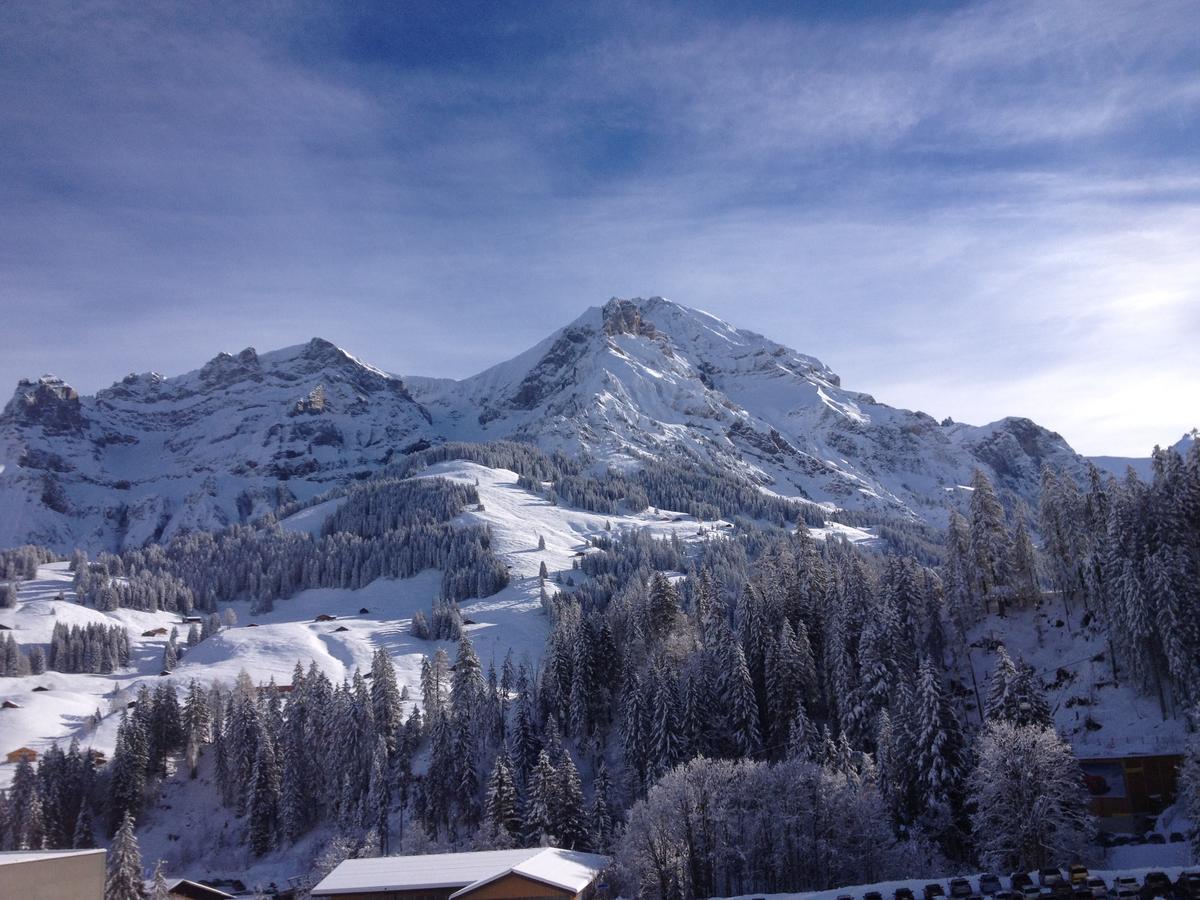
32,685,50,692
146,877,235,900
0,623,12,630
333,625,349,632
358,607,370,614
181,616,203,624
246,623,259,627
2,699,21,710
142,627,169,637
315,614,337,622
6,746,39,764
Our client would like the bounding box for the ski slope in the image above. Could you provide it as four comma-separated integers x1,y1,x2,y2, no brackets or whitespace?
0,460,729,789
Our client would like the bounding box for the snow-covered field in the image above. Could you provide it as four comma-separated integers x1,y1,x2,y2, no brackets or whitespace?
0,460,729,790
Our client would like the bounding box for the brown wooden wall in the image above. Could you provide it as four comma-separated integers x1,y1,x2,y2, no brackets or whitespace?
452,872,575,900
313,888,458,900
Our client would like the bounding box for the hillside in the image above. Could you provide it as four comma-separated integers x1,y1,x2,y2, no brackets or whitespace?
0,459,731,791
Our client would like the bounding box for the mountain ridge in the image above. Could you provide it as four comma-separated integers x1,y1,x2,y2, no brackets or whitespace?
1,297,1085,552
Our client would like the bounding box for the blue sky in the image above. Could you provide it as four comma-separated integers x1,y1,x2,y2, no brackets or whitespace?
1,1,1197,456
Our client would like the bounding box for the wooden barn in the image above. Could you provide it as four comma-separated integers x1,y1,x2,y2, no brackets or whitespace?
312,847,609,900
6,747,38,764
1079,752,1183,817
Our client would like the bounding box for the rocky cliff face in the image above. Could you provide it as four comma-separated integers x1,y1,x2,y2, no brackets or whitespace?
0,299,1086,552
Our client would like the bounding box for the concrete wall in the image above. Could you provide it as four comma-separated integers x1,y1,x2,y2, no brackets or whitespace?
0,852,105,900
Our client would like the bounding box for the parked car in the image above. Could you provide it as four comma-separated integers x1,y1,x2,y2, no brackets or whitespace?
896,889,916,900
925,884,947,900
1050,883,1074,899
994,892,1021,900
1012,874,1035,892
865,893,884,900
1175,872,1200,898
1021,885,1044,900
1073,888,1094,900
1070,867,1090,887
1112,877,1140,900
1141,872,1172,899
951,879,974,898
1086,876,1109,898
1041,870,1065,888
979,875,1002,896
837,895,853,900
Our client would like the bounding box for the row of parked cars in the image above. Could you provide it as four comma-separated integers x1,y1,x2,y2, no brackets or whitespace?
835,867,1200,900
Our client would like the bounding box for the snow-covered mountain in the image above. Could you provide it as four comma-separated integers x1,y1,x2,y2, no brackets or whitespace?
1089,429,1197,481
0,339,431,551
410,297,1084,520
1,297,1085,552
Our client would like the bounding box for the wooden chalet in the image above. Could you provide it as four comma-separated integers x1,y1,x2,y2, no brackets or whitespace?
6,746,39,764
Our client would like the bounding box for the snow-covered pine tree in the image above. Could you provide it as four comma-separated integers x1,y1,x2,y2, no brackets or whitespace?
589,761,615,852
108,713,148,834
247,722,281,856
105,812,145,900
910,655,964,836
554,751,589,850
147,861,169,900
722,639,762,758
647,658,681,777
525,750,557,845
484,752,523,845
969,468,1012,616
370,648,403,754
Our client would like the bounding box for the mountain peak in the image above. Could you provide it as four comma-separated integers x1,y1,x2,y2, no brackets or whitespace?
2,375,86,433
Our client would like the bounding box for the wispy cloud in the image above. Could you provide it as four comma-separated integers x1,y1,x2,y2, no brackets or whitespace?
0,0,1195,456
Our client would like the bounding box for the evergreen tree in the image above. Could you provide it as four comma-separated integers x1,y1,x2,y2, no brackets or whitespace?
105,812,145,900
526,750,557,845
589,761,616,852
248,726,281,856
484,752,523,844
969,469,1011,615
148,861,170,900
553,751,588,850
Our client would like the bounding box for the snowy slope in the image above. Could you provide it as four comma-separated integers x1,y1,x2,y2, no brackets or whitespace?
1,298,1091,554
963,603,1187,758
0,460,728,790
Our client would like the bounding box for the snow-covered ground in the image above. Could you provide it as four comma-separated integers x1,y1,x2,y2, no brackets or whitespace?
963,601,1187,757
0,460,729,790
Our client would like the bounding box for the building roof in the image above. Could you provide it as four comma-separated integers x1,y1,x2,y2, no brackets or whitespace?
313,848,608,897
450,849,611,899
0,849,106,866
143,877,235,899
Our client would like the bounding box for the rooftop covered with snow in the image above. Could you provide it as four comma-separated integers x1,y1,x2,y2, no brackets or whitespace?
312,847,609,897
